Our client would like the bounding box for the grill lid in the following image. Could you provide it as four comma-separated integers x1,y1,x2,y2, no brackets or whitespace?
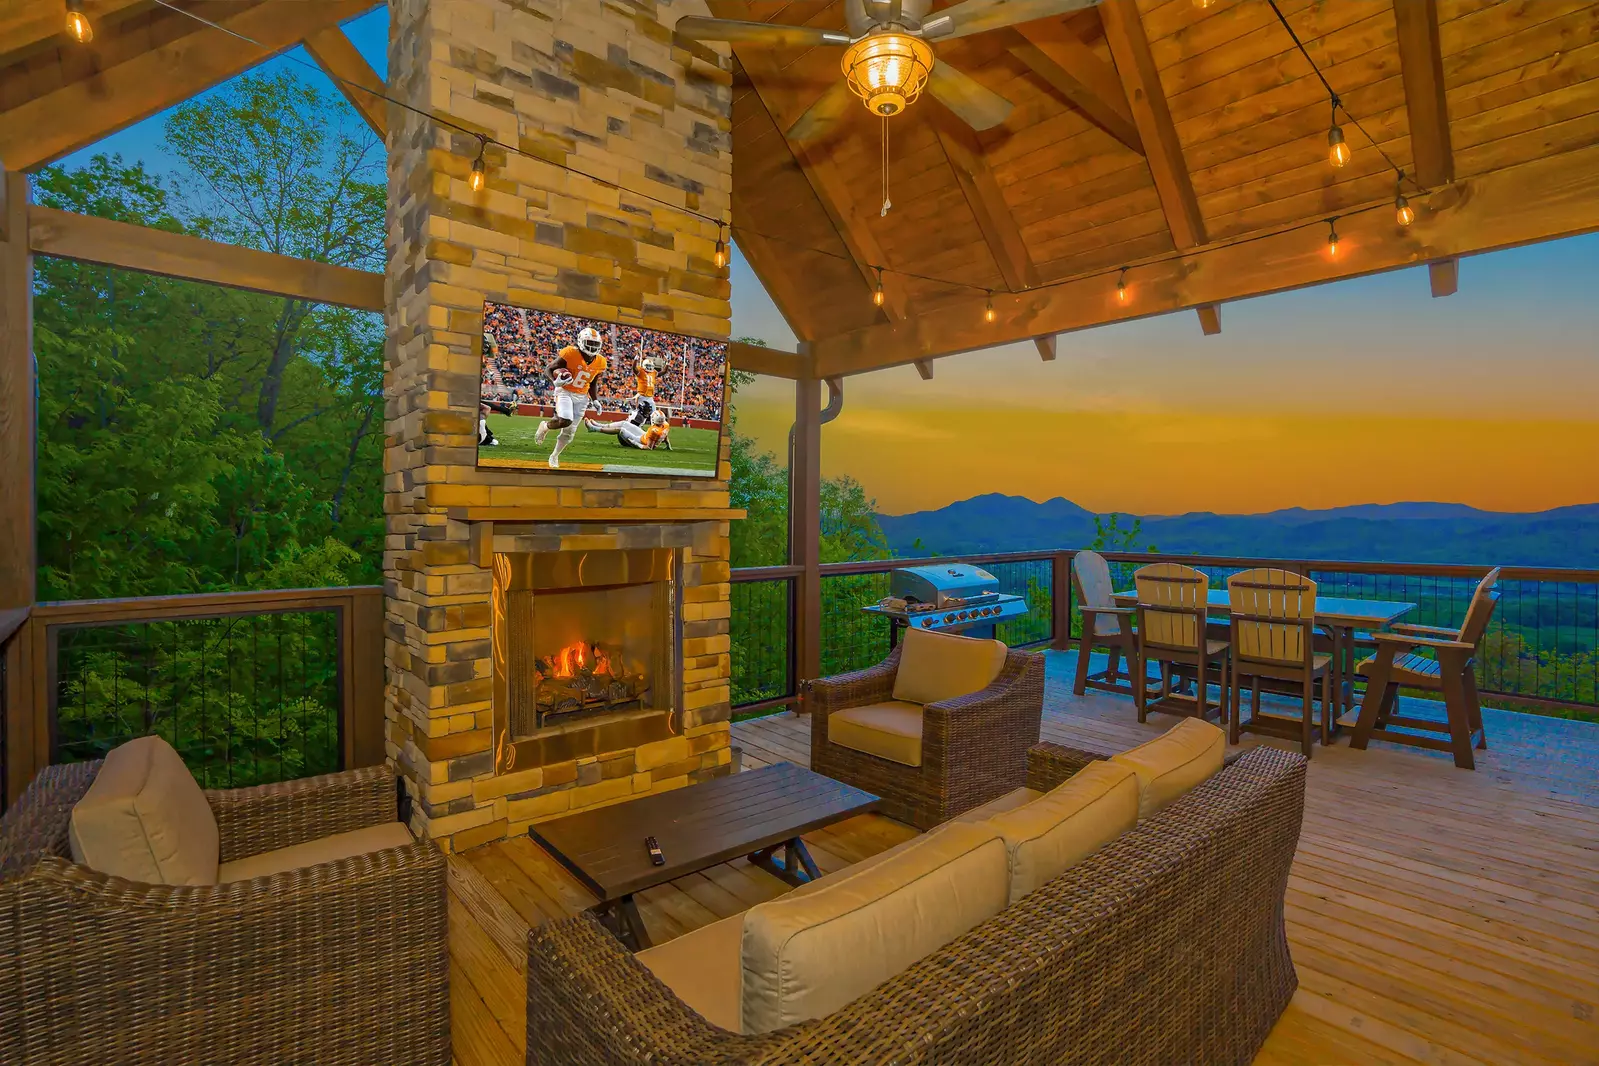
890,563,1000,607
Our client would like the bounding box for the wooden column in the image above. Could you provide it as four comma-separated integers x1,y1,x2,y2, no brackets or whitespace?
790,365,822,691
0,169,32,612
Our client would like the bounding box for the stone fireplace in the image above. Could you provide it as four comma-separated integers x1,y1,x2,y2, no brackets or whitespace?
382,0,738,852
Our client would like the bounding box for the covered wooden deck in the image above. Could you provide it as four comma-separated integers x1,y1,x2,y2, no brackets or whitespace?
447,650,1599,1066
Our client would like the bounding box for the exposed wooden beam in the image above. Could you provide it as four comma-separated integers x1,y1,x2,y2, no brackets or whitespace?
0,170,35,612
1429,259,1458,298
0,0,380,171
1099,0,1206,249
1196,304,1221,335
1393,0,1453,189
302,27,389,139
1034,335,1057,361
727,339,812,379
1010,24,1142,154
28,206,384,311
934,114,1040,293
809,141,1599,377
729,222,820,343
0,0,151,66
913,359,934,380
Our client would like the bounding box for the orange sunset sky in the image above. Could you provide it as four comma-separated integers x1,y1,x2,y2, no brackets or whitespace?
729,233,1599,517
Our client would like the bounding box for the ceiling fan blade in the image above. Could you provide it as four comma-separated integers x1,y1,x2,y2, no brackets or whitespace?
926,63,1014,130
921,0,1101,40
674,17,852,48
787,80,859,143
845,0,873,35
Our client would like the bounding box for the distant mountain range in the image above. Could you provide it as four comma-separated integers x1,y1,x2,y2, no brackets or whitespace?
876,494,1599,569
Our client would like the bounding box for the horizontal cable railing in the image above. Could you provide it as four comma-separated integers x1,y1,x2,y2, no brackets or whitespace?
4,588,384,803
730,551,1599,720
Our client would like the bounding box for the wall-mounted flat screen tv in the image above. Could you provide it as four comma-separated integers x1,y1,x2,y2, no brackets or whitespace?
476,302,728,478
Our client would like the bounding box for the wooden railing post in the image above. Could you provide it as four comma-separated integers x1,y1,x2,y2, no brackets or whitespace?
344,587,386,769
1052,551,1073,652
790,370,822,694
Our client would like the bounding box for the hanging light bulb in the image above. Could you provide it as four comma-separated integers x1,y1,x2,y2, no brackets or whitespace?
984,292,996,324
714,229,728,269
1116,267,1129,304
1193,0,1215,9
65,0,93,43
872,267,885,308
1326,218,1340,259
1394,172,1414,227
1327,99,1351,169
469,138,487,193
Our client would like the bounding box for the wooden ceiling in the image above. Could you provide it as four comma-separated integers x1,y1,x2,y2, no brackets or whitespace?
724,0,1599,359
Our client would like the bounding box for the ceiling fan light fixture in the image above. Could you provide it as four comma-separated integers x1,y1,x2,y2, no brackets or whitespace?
842,31,934,118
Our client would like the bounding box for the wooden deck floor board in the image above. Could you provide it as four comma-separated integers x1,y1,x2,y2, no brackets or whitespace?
447,649,1599,1064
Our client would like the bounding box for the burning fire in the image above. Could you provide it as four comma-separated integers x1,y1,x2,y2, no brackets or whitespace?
546,640,614,679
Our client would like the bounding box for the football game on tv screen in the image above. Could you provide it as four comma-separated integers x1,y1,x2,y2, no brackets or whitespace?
476,302,729,478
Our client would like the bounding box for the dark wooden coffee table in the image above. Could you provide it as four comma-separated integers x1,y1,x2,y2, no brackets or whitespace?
526,761,880,950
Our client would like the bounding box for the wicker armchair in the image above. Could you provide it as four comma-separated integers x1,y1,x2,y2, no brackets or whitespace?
809,644,1045,829
524,744,1305,1065
0,760,449,1066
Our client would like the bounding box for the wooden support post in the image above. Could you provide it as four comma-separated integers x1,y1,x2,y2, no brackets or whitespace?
0,170,34,613
1034,335,1056,361
1052,552,1073,652
790,364,822,692
1429,259,1458,297
345,588,387,769
913,360,934,380
1196,304,1222,335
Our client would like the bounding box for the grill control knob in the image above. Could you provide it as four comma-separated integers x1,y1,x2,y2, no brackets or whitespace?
958,611,969,620
945,614,957,623
921,618,934,627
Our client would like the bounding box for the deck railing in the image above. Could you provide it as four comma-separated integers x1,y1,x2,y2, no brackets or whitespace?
730,551,1599,721
2,587,385,808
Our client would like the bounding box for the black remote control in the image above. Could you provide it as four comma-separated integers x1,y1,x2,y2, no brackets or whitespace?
645,836,665,866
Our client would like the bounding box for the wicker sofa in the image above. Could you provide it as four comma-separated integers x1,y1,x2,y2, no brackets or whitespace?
525,742,1306,1065
0,758,449,1066
810,639,1047,829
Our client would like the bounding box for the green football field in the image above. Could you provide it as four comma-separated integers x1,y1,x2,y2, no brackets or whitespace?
478,413,721,476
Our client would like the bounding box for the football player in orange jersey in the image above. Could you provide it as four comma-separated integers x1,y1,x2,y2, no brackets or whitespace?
534,326,607,468
583,408,672,451
630,356,658,428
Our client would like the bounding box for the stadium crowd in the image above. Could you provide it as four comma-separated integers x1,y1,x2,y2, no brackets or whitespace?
479,305,726,421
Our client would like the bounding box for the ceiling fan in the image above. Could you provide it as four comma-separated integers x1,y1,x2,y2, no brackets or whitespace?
677,0,1103,142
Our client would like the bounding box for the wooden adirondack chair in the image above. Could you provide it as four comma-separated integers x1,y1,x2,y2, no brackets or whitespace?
1349,568,1501,769
1132,563,1228,725
1227,568,1333,757
1070,550,1150,698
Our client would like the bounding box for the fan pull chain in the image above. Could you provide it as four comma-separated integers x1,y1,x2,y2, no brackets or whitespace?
880,115,892,217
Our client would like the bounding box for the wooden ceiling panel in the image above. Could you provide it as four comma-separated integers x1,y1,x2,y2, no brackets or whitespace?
1033,223,1175,283
1452,86,1599,182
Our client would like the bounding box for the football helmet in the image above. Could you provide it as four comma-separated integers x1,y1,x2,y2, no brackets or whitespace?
651,409,668,427
576,327,604,357
639,356,656,373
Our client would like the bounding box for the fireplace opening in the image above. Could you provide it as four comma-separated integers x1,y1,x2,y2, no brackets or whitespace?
492,546,680,768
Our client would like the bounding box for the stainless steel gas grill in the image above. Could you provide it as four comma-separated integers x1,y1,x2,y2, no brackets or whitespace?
861,563,1029,644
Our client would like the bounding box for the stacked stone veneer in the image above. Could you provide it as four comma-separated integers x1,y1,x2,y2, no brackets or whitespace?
384,0,734,852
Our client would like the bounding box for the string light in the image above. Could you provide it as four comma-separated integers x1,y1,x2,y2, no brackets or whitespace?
984,292,996,324
1326,218,1340,258
1394,172,1414,227
468,137,487,193
65,0,93,43
1327,103,1350,169
872,267,885,307
714,225,728,269
1116,267,1129,304
1193,0,1215,9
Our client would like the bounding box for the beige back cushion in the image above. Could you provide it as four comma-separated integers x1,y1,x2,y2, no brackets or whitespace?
983,759,1140,903
1110,718,1227,820
68,735,220,885
891,626,1007,706
740,821,1008,1034
1073,551,1122,636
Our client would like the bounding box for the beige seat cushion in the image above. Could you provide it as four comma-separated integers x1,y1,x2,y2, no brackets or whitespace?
952,786,1040,824
827,700,924,767
218,822,414,883
891,626,1007,707
69,735,220,886
1110,718,1227,820
740,821,1007,1035
637,912,743,1033
981,760,1139,903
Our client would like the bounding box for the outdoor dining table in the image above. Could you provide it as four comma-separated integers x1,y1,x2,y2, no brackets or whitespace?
1111,588,1417,730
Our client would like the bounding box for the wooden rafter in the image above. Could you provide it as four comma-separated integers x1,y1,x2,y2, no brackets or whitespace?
0,0,380,172
1009,24,1142,154
1196,304,1221,335
934,113,1039,292
1034,335,1057,361
913,359,934,380
807,141,1599,377
1428,259,1458,298
1099,1,1205,250
1394,0,1457,299
303,27,389,139
0,0,151,65
728,223,820,343
27,205,385,310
